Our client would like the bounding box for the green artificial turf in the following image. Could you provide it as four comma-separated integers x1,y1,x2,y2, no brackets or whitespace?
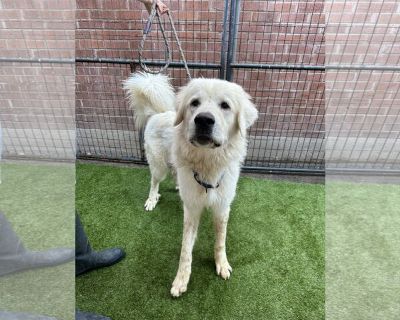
326,181,400,320
76,163,324,320
0,163,75,320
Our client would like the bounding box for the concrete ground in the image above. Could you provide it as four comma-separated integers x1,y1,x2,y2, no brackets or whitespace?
76,159,325,184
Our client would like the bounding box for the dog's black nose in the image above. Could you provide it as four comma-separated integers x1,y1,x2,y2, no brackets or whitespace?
194,112,215,127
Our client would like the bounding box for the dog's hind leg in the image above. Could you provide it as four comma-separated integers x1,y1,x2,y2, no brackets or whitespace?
171,167,179,191
144,163,167,211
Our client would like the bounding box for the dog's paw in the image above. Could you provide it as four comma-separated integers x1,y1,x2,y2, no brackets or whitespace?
144,194,160,211
170,274,189,297
216,260,232,280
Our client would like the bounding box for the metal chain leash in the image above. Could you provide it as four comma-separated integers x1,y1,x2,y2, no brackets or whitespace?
138,0,192,79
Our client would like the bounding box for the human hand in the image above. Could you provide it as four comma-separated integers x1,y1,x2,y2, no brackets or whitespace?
155,0,169,15
138,0,169,15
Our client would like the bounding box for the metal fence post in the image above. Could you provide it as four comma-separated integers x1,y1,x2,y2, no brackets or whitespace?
225,0,241,82
219,0,231,80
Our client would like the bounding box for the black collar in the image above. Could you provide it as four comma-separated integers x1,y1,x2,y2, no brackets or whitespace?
193,171,224,193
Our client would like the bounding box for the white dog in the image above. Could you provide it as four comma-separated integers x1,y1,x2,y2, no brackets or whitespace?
123,72,258,297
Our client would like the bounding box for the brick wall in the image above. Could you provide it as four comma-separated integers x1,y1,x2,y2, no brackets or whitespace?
0,0,75,59
0,0,75,159
74,0,326,167
236,1,324,65
325,0,400,168
1,0,398,169
76,0,224,63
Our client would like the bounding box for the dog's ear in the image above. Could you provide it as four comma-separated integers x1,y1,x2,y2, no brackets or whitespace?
174,88,186,126
238,91,258,136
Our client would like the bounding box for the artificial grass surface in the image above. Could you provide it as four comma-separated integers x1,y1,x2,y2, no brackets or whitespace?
76,163,324,320
326,182,400,319
0,163,75,320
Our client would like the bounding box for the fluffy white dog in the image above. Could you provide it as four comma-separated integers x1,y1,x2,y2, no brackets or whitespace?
123,72,258,297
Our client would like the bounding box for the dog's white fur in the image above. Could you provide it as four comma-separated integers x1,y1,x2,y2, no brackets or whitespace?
123,72,258,297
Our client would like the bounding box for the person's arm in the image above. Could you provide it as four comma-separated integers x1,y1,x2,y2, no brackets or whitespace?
137,0,169,15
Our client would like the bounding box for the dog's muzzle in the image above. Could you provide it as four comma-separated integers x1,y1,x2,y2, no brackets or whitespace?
193,112,217,146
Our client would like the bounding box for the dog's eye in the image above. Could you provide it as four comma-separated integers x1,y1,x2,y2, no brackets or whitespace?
190,99,200,107
220,101,230,110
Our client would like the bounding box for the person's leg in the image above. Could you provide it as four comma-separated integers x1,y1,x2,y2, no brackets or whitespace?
0,212,74,277
75,310,111,320
0,310,112,320
75,213,126,319
76,213,91,256
0,311,58,320
75,213,125,276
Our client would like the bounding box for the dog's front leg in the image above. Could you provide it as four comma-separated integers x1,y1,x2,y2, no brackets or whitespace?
213,207,232,280
170,205,201,297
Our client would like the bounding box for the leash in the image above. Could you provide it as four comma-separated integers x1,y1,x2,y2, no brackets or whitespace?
138,0,192,79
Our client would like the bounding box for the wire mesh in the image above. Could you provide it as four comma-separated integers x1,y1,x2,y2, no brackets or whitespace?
0,0,75,161
1,0,399,174
325,0,400,172
75,0,225,163
74,0,327,172
0,62,75,160
231,1,325,170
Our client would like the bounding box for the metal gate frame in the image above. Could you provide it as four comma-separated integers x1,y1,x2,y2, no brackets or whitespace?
73,0,327,175
3,1,398,175
0,0,326,175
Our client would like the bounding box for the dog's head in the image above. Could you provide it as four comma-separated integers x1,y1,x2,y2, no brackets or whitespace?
174,79,258,148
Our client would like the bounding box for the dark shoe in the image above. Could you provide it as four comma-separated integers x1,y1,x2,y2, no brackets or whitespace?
0,212,74,277
76,310,111,320
75,248,125,276
75,213,125,276
0,311,58,319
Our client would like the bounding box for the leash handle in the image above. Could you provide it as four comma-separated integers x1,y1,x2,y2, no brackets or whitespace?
138,0,192,79
139,0,170,74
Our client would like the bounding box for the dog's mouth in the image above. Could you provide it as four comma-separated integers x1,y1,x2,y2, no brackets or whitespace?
190,135,221,148
196,134,213,145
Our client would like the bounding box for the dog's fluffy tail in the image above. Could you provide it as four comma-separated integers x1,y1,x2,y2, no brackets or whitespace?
123,72,175,130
